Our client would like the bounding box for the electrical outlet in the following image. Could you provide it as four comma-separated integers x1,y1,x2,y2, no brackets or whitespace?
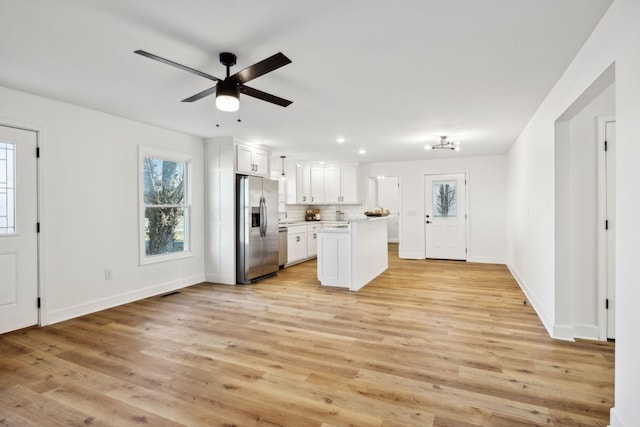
105,269,113,280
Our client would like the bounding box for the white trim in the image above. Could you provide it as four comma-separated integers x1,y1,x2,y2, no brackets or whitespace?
467,256,506,264
610,407,628,427
44,274,205,325
399,251,424,259
0,120,45,327
552,324,575,342
597,115,615,341
507,263,574,341
138,146,193,265
572,324,600,340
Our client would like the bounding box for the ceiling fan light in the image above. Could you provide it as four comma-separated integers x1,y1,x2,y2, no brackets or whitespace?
216,94,239,112
216,82,240,112
424,144,433,150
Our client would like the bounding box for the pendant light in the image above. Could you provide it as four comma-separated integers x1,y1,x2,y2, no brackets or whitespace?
280,155,286,180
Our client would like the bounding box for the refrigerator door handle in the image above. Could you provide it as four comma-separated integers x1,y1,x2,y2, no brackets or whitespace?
263,197,268,237
260,196,266,237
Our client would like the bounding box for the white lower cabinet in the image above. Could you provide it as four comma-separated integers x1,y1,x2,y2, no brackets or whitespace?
317,230,351,288
286,225,308,265
285,223,324,265
307,223,322,257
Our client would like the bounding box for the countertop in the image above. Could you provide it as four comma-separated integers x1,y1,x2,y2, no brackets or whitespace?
347,215,395,223
317,226,350,234
279,216,395,226
278,220,349,227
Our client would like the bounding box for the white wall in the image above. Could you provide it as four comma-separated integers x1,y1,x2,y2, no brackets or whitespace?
612,0,640,424
505,5,617,339
0,86,205,325
360,155,507,263
506,0,640,424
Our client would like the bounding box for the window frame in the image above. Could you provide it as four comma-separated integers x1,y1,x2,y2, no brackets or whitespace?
0,141,16,235
138,146,193,265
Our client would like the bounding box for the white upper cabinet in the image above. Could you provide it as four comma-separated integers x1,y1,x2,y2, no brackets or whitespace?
236,143,269,177
340,165,358,203
310,167,325,204
291,162,358,205
296,164,311,203
324,166,341,203
324,165,358,204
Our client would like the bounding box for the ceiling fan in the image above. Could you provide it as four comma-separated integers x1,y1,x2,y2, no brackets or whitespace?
134,50,292,112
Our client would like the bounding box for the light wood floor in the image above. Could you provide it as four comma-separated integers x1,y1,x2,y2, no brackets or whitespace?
0,244,614,426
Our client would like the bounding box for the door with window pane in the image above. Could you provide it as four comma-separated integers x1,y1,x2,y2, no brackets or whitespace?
424,173,467,260
0,126,38,334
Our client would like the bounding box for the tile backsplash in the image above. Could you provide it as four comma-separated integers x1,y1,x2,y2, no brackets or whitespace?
281,204,366,222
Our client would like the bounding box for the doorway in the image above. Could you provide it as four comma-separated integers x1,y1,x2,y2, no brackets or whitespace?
598,116,616,340
367,176,400,243
0,125,39,334
424,173,467,260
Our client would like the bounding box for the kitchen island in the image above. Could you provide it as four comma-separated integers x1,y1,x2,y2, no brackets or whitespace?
316,216,391,291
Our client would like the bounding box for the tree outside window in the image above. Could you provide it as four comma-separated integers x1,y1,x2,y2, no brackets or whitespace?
433,181,457,217
140,148,191,263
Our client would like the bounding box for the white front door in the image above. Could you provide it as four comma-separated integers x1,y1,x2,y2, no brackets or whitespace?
0,125,39,334
424,173,466,260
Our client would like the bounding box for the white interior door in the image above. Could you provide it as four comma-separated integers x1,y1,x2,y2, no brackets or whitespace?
605,120,616,339
0,125,38,334
424,173,466,260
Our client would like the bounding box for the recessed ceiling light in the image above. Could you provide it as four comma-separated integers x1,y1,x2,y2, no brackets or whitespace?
337,137,346,143
358,149,366,154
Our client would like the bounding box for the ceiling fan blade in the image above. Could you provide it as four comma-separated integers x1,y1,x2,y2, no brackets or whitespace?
231,52,291,84
181,86,217,103
239,85,292,107
134,50,221,82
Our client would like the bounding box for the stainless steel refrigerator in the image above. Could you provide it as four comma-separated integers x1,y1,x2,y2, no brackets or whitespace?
236,175,279,284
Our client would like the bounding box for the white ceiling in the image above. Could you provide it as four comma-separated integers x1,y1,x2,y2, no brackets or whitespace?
0,0,612,164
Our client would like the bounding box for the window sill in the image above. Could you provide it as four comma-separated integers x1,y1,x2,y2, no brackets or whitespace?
140,250,194,266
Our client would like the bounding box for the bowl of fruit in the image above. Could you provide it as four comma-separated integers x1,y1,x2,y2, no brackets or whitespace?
364,207,390,217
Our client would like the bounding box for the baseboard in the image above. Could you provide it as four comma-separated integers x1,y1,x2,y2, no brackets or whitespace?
609,407,627,427
204,273,236,285
399,251,424,260
552,323,575,341
506,263,574,341
467,256,506,264
45,274,205,325
572,324,599,340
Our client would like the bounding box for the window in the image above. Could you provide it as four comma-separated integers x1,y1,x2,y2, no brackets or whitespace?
139,147,191,264
432,180,457,218
0,141,16,234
